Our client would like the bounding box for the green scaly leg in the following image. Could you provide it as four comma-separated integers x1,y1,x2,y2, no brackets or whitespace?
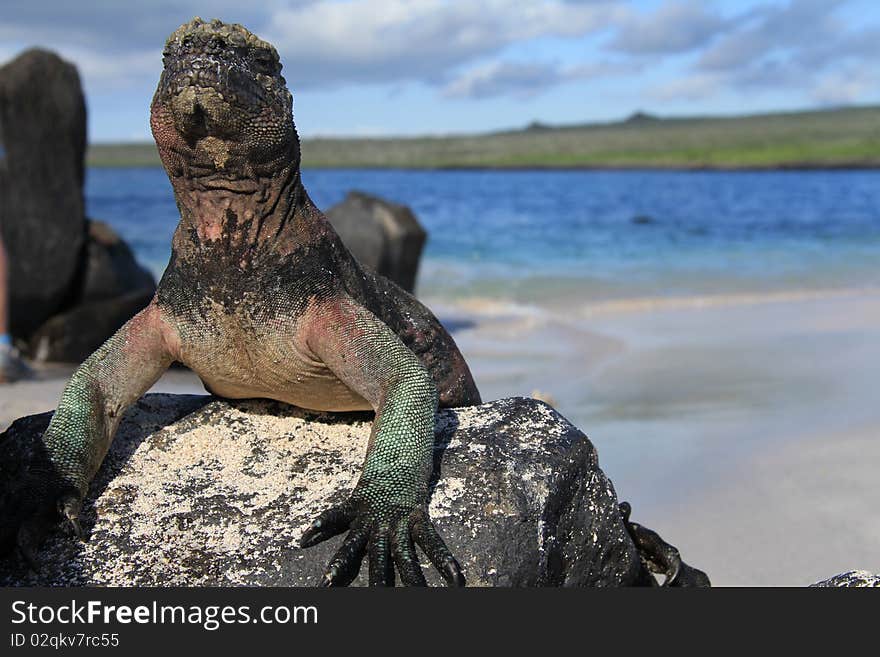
298,296,465,587
0,303,174,568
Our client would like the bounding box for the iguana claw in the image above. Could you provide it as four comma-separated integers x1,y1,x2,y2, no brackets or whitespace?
60,494,86,542
301,502,356,549
302,500,465,587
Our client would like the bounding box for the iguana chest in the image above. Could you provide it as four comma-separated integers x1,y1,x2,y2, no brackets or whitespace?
154,233,372,411
159,278,371,413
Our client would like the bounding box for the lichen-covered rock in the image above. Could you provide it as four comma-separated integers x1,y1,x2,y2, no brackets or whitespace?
811,571,880,587
0,394,655,587
0,49,87,337
325,191,427,293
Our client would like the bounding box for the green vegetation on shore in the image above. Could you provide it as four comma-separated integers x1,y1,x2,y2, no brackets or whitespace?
87,105,880,170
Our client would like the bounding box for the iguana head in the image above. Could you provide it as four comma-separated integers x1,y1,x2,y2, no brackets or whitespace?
150,18,299,177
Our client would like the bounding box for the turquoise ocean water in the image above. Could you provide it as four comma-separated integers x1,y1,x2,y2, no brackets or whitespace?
85,167,880,307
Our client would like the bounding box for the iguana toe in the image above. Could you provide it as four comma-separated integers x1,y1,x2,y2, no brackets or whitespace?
303,499,465,587
59,492,86,542
301,502,357,548
6,488,74,573
409,509,465,587
320,522,370,587
369,534,395,586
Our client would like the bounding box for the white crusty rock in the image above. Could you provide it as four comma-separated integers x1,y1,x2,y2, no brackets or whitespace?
811,571,880,587
0,394,652,586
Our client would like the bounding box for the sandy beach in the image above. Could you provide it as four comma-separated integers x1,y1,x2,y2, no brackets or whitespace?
3,286,879,586
436,286,880,585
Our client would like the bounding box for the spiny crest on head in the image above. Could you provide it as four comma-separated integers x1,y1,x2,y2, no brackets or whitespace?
165,17,280,63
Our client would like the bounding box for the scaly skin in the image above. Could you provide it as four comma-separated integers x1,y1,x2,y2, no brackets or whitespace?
0,18,480,586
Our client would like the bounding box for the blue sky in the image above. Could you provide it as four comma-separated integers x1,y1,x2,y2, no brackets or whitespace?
2,0,879,141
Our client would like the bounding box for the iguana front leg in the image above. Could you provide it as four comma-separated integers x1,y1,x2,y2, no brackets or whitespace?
299,296,465,587
0,302,176,566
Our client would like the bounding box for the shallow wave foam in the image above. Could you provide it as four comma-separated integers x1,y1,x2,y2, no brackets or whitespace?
575,286,880,317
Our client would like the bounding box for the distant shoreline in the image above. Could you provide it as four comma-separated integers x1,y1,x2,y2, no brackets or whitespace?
86,161,880,172
87,104,880,171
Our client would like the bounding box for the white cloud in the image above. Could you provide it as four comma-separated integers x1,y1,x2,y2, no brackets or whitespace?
2,1,630,98
812,68,880,105
443,61,566,99
648,0,880,105
697,0,848,73
61,48,159,90
608,0,731,55
0,44,158,93
3,0,880,125
647,73,722,102
264,0,627,87
443,59,639,99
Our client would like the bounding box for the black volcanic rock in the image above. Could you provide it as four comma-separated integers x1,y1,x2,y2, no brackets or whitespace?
0,50,157,361
0,395,700,587
0,49,87,337
325,191,427,293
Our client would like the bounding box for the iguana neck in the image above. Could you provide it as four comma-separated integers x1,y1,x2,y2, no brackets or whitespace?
169,162,305,248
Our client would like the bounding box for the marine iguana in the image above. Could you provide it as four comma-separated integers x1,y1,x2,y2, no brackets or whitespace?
0,18,707,588
0,18,479,587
